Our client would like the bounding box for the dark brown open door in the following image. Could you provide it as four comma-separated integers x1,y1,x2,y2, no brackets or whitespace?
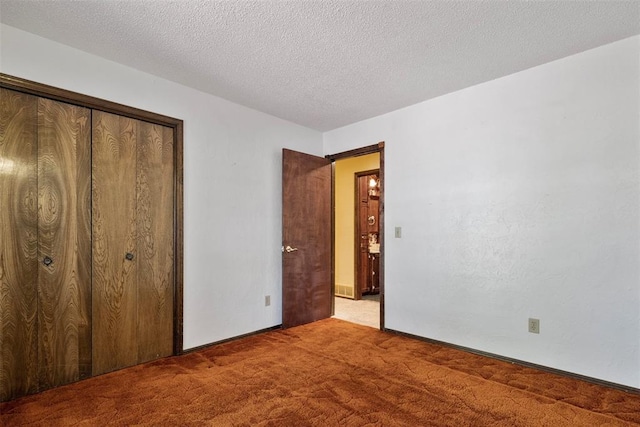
282,149,332,328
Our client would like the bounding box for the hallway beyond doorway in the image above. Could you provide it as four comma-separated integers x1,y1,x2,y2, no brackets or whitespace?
332,295,380,329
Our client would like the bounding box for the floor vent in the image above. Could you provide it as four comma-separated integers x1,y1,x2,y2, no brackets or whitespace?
335,284,354,299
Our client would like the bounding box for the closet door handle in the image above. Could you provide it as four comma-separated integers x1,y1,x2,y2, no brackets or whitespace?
125,252,134,261
43,256,53,266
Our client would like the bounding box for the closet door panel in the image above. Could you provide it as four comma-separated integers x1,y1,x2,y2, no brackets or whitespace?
137,123,174,363
75,109,93,381
37,98,91,390
92,111,138,375
0,89,39,401
75,106,93,380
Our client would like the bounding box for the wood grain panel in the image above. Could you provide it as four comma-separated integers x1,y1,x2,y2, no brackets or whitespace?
0,77,182,400
0,88,39,401
2,73,184,361
92,111,138,375
75,108,93,381
36,98,91,390
282,149,332,328
357,174,369,298
136,122,174,363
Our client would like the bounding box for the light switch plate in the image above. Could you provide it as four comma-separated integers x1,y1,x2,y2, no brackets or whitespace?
395,227,402,238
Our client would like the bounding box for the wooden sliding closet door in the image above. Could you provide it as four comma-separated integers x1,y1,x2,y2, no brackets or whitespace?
0,89,39,401
0,89,91,401
37,98,92,389
92,111,174,376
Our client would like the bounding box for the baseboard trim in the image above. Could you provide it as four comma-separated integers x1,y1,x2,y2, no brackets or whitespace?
181,325,283,354
385,328,640,395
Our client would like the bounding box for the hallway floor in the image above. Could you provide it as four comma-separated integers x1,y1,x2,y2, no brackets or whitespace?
332,294,380,329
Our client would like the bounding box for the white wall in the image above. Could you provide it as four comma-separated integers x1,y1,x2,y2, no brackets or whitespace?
324,36,640,388
0,24,323,350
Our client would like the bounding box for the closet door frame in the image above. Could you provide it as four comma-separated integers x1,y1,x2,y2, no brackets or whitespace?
0,73,185,356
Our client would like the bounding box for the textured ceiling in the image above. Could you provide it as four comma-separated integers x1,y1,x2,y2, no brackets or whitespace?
1,1,639,131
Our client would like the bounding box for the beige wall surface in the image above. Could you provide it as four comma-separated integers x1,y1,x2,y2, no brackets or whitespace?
334,153,380,296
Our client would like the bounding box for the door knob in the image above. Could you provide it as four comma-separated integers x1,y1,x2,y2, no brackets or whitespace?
284,245,298,253
43,256,53,266
125,252,134,261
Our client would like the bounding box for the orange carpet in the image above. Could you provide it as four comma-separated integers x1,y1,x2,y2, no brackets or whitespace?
1,318,639,426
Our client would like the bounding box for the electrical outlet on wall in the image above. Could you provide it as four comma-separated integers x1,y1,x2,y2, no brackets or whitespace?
528,318,540,334
265,295,271,307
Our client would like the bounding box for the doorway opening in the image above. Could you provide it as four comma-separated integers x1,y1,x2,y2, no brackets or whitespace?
326,143,384,330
